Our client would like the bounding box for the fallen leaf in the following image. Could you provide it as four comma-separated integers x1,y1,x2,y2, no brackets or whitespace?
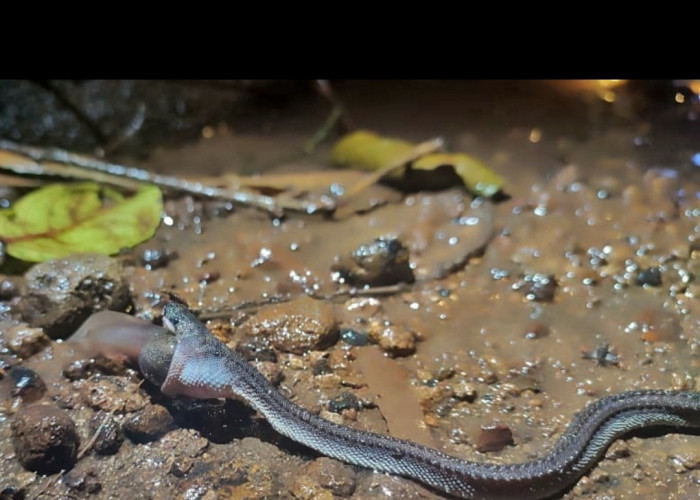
0,183,162,262
412,153,503,198
331,130,504,198
331,130,418,171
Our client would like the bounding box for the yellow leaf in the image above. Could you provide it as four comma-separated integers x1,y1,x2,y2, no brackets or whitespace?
412,153,504,198
331,130,503,198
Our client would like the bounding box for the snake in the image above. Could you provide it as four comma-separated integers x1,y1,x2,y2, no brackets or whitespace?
74,302,700,499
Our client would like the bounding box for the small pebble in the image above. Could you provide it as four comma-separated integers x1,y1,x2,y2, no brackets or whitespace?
90,412,124,455
4,325,49,359
424,413,440,427
235,339,278,362
605,440,630,460
513,273,558,302
475,423,514,453
328,392,360,414
0,486,26,500
63,464,102,494
367,322,416,357
339,328,370,346
11,404,80,474
289,476,335,500
312,357,332,375
140,247,174,270
63,359,95,381
123,404,174,443
582,343,619,367
635,266,662,287
0,278,21,300
251,360,283,385
432,397,458,418
170,457,194,477
9,366,46,403
332,237,415,286
452,380,477,402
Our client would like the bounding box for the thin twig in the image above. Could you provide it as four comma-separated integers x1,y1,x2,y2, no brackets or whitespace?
76,412,111,460
0,140,332,216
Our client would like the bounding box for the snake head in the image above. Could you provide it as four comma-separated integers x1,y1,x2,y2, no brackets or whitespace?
162,301,207,337
157,301,237,400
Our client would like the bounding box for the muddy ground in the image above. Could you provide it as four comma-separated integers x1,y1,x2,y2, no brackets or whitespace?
0,80,698,499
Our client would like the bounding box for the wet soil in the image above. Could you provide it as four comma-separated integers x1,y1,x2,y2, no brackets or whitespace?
0,81,699,500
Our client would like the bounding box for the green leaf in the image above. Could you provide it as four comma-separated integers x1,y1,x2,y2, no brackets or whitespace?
0,182,162,262
330,130,504,198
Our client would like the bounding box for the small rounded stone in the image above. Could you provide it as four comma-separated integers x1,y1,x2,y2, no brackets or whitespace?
11,404,80,474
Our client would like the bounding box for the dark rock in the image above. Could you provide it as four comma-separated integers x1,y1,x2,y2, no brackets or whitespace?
90,412,124,455
312,357,332,375
235,338,278,362
9,366,46,402
328,392,360,414
475,423,514,453
0,485,25,500
17,254,130,339
169,457,194,477
123,404,174,443
513,273,558,302
339,328,370,346
140,247,175,270
582,343,619,367
63,358,95,381
63,464,102,494
635,267,662,287
332,237,415,286
239,295,338,354
0,278,21,300
11,404,80,474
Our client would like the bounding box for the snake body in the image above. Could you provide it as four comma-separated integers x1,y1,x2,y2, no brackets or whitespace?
132,303,700,500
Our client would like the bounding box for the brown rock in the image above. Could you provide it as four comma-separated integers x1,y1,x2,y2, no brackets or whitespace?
332,236,415,286
239,295,338,354
367,321,416,356
80,375,148,413
475,423,514,452
11,404,80,474
123,404,174,443
63,463,102,494
306,457,357,497
3,325,49,358
17,254,130,339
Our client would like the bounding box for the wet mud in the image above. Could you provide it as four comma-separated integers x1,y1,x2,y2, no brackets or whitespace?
0,81,698,499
